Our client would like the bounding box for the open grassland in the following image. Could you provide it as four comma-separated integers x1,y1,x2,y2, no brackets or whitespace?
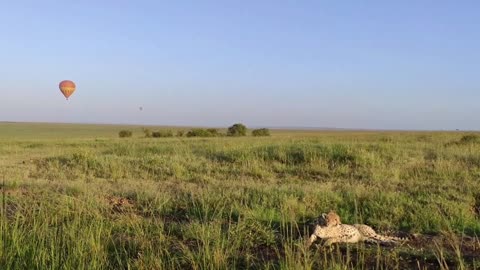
1,123,479,269
0,122,181,140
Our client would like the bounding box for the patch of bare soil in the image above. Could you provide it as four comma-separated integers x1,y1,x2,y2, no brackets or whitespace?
406,233,479,262
1,200,18,220
0,186,30,197
0,187,32,219
474,193,480,217
107,196,135,214
311,233,479,270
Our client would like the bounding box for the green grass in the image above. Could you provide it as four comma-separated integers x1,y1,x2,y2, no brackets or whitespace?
1,123,479,269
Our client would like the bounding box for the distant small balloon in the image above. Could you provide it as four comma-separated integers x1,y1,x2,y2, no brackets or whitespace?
139,106,143,111
59,80,76,100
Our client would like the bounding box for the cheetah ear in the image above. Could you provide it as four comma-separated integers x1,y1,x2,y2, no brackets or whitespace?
321,213,327,219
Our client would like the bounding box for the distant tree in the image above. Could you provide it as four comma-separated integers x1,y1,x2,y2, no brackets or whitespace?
119,130,133,138
227,123,247,137
252,128,270,137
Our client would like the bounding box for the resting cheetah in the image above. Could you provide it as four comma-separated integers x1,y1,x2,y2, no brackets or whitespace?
307,211,405,246
308,223,363,246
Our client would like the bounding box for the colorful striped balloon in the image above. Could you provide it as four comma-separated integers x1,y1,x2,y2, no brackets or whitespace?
59,80,76,100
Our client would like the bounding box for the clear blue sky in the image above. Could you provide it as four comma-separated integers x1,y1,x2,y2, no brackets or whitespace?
1,1,479,130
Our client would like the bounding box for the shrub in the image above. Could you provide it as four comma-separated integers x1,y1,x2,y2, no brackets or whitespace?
445,134,480,146
142,128,152,138
152,130,174,138
207,128,220,136
459,134,479,144
227,123,247,137
118,130,133,138
186,129,218,137
176,130,185,137
184,128,226,137
252,128,270,137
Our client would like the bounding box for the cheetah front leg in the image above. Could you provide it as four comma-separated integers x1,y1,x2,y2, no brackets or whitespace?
324,237,345,246
306,234,318,247
307,235,343,248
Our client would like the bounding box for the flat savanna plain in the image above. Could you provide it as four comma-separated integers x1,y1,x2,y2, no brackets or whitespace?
0,122,479,269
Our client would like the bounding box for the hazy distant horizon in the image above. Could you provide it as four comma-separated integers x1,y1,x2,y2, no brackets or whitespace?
1,120,476,132
1,2,479,130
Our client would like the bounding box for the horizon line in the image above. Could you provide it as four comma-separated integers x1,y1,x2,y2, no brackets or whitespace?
0,120,477,132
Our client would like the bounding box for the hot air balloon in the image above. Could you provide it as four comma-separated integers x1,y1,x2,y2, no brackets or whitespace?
59,80,76,100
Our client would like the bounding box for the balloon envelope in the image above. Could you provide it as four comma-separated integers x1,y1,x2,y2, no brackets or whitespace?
59,80,76,100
